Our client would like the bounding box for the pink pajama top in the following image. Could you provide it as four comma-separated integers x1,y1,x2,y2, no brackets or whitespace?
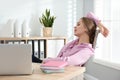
44,39,94,66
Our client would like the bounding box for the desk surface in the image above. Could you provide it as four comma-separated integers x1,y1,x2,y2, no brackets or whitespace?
0,63,85,80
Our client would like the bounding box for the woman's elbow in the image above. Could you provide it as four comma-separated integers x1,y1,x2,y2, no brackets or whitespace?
67,55,92,66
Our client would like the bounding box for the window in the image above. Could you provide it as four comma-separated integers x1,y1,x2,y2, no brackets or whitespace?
67,0,77,41
93,0,120,70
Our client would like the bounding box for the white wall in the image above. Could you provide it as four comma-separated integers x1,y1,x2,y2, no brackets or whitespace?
0,0,83,57
0,0,83,38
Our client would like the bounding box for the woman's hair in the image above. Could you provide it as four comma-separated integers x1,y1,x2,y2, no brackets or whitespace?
81,17,97,46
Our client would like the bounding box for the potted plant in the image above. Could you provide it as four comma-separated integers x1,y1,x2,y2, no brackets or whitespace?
39,9,56,37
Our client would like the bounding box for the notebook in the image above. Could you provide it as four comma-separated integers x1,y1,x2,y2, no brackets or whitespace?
42,68,64,74
40,66,65,70
41,60,68,68
0,44,32,75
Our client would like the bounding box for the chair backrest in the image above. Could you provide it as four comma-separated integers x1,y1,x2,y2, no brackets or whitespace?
82,30,100,67
92,29,100,49
82,29,100,67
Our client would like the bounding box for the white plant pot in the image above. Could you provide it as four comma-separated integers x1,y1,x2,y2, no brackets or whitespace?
43,27,52,37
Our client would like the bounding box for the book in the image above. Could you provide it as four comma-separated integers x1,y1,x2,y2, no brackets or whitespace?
40,66,64,70
41,68,64,74
40,60,68,68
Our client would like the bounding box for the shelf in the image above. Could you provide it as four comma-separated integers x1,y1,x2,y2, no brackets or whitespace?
0,37,66,59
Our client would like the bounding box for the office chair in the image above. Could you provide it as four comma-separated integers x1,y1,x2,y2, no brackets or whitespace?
92,29,100,49
82,29,100,67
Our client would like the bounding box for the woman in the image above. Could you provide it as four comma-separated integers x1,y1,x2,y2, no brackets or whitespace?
43,12,109,66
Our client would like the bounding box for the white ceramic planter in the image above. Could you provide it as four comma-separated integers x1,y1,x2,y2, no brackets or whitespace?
43,27,52,37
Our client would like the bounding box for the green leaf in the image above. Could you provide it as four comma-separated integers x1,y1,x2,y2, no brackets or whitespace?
39,9,56,27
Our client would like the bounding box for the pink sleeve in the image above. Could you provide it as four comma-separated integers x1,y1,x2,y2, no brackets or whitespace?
43,48,93,66
57,41,72,57
57,46,65,57
66,48,94,66
86,12,101,25
43,43,71,63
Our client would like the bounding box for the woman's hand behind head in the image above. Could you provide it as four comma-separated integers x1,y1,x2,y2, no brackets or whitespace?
86,12,109,37
98,22,109,37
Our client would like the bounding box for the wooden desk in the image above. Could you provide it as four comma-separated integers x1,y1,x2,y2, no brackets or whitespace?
0,63,86,80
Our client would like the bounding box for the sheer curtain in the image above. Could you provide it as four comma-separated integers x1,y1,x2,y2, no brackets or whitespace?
94,0,120,69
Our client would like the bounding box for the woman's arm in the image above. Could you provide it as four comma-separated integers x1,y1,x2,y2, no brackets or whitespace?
97,22,109,37
43,48,93,66
65,48,94,66
42,41,74,63
86,12,109,37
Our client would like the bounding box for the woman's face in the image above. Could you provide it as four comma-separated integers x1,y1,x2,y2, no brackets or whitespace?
74,19,87,37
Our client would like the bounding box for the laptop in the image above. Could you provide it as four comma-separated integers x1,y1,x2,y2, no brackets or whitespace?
0,44,32,75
